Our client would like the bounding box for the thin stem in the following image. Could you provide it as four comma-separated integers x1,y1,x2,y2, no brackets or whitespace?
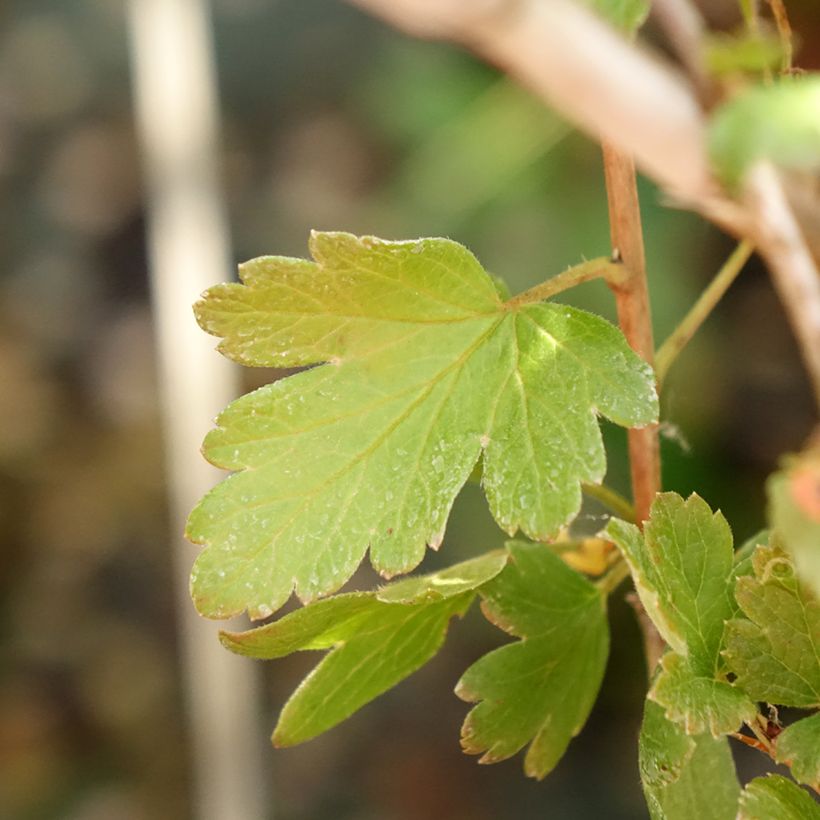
596,557,631,595
505,258,626,309
582,482,636,522
655,240,754,386
765,0,794,72
602,142,663,679
602,143,661,528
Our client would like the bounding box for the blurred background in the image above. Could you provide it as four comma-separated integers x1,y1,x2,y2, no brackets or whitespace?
1,1,819,818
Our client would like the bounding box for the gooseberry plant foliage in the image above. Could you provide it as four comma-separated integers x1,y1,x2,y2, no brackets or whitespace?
187,2,820,817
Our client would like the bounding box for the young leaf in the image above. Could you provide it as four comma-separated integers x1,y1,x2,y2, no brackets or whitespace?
219,552,504,745
768,448,820,600
605,493,737,674
456,542,609,779
737,775,820,820
709,77,820,186
639,699,740,820
649,653,756,736
606,493,756,734
776,712,820,791
188,232,657,619
724,544,820,708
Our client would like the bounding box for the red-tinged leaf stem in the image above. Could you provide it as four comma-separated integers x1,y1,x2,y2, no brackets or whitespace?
655,240,754,386
602,143,660,529
602,143,665,679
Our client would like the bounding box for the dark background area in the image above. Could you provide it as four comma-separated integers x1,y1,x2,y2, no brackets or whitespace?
1,1,819,818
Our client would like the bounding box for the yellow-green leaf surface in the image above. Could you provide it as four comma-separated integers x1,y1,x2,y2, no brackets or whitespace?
188,232,657,619
606,493,738,674
649,653,756,736
607,494,755,735
769,449,820,599
724,544,820,708
456,542,609,779
639,699,739,820
219,554,502,745
737,775,820,820
777,712,820,791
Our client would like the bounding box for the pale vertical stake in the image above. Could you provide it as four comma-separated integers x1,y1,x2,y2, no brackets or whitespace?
126,2,267,819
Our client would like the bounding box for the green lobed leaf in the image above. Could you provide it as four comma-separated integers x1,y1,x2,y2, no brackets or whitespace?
607,493,755,735
221,553,503,745
188,232,657,619
605,493,738,674
649,652,756,736
768,449,820,600
724,543,820,708
583,0,650,32
456,542,609,779
709,76,820,186
777,712,820,791
639,699,739,820
737,775,820,820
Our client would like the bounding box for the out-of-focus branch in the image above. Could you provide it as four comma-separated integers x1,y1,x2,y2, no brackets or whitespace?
348,0,746,233
126,2,266,819
746,163,820,411
346,0,704,194
649,0,711,100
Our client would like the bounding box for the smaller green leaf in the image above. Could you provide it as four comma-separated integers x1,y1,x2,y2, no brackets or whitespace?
605,492,737,675
737,775,820,820
376,550,507,604
639,699,739,820
777,712,820,791
222,587,473,745
650,653,756,737
709,77,820,186
768,450,820,600
220,593,377,658
724,543,820,708
456,542,609,779
584,0,649,32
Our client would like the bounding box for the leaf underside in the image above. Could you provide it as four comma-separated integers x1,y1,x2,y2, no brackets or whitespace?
456,542,609,779
220,552,506,746
187,232,657,619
